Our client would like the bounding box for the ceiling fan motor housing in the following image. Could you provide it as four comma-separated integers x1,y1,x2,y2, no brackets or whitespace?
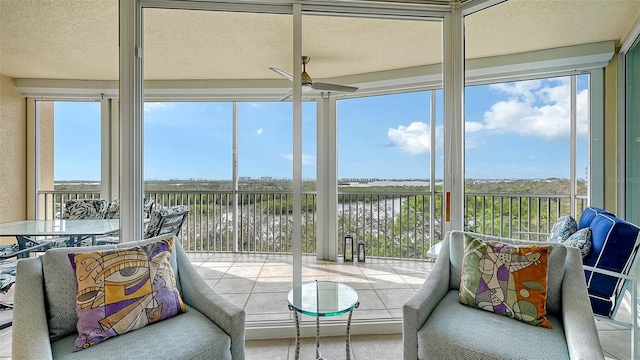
301,71,313,86
301,56,313,86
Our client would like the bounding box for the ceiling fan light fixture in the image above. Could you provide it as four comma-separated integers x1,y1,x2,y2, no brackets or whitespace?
269,56,358,101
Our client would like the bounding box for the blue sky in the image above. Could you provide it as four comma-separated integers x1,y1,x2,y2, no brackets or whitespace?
54,75,589,181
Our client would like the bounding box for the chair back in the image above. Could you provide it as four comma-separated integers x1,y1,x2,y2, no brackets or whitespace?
104,198,120,219
584,213,640,317
144,205,189,239
143,197,155,219
104,197,155,220
578,206,616,230
61,198,109,219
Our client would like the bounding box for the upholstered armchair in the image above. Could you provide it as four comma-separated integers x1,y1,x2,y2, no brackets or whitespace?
403,230,603,360
12,234,246,359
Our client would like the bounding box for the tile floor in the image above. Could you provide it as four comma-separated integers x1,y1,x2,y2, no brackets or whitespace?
0,253,636,359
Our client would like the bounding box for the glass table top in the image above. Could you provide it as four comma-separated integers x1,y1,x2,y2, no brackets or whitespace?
0,219,120,237
287,281,359,317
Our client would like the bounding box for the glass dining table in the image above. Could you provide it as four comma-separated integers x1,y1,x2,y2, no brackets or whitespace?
0,219,120,258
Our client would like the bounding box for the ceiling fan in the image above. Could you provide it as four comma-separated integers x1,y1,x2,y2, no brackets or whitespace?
269,56,359,101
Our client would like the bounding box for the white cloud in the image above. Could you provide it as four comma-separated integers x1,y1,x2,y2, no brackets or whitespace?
250,103,262,108
281,153,315,165
144,102,173,113
465,122,484,133
465,139,480,149
387,122,443,155
256,128,263,135
481,78,589,140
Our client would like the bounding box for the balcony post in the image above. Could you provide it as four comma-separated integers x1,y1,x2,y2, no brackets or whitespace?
317,93,338,261
292,3,302,287
442,4,465,233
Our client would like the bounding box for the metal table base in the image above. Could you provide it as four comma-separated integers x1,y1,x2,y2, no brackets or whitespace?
290,301,359,360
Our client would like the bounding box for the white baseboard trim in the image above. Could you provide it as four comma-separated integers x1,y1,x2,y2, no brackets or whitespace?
246,318,403,340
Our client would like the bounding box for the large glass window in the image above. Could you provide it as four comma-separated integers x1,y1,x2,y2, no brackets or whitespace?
321,12,443,261
464,75,589,236
38,101,102,219
337,91,443,259
236,101,316,254
144,101,232,185
143,101,233,252
626,37,640,225
53,101,102,182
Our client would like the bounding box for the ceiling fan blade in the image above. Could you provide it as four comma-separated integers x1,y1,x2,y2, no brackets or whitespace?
269,67,294,81
312,82,358,92
278,89,293,101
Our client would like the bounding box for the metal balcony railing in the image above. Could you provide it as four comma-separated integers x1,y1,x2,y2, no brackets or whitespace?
36,189,588,260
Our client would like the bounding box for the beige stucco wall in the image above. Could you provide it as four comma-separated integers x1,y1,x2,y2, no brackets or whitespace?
604,53,618,211
0,74,26,244
0,74,26,221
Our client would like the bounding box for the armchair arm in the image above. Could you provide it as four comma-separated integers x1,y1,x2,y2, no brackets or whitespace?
12,258,54,360
175,245,245,360
561,248,605,360
403,237,451,360
583,265,637,280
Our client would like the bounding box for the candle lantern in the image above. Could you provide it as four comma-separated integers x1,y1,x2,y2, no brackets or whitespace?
343,234,354,262
357,241,366,262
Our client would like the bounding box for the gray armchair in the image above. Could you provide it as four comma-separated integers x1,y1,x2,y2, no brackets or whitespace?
12,234,245,359
403,230,603,360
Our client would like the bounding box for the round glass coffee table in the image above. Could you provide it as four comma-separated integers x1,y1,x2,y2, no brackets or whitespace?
287,280,359,360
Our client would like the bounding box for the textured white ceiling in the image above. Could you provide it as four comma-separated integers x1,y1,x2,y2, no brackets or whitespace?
1,0,639,82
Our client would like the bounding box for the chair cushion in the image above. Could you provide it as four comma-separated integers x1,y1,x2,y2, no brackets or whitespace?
0,259,17,294
0,244,18,259
67,237,187,352
584,213,640,316
549,215,577,243
561,227,592,259
62,199,109,220
577,206,615,230
143,198,155,219
104,198,120,219
459,235,551,328
50,305,232,360
418,290,569,360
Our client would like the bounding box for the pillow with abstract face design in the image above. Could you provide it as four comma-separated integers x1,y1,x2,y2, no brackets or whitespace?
68,237,187,351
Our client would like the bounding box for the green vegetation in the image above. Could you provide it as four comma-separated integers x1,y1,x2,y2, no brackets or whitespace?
52,178,585,259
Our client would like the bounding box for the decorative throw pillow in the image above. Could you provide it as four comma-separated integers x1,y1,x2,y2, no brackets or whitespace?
549,215,577,243
562,227,592,259
459,235,552,328
68,237,187,352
